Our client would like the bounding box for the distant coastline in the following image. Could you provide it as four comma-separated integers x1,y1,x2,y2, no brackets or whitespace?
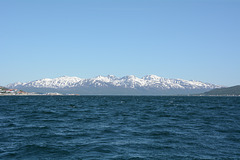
0,86,79,96
1,84,239,96
5,75,221,96
198,85,240,96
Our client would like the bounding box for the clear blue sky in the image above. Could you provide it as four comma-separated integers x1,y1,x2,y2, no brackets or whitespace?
1,0,239,86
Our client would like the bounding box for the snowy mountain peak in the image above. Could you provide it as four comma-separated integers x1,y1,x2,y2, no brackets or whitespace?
107,75,117,79
57,76,82,79
6,75,222,95
143,75,162,80
122,75,137,79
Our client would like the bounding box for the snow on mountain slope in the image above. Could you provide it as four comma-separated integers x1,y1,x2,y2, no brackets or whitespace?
8,76,83,89
7,75,221,90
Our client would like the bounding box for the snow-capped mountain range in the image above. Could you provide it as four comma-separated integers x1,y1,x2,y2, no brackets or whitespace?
6,75,222,95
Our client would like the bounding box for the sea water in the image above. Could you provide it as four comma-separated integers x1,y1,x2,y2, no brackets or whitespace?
0,96,240,159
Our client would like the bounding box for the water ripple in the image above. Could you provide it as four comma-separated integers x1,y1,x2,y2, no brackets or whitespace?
0,96,240,159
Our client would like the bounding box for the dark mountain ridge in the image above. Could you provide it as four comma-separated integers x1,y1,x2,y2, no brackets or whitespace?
203,85,240,96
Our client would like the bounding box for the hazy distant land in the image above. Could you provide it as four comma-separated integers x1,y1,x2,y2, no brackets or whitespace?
4,75,223,95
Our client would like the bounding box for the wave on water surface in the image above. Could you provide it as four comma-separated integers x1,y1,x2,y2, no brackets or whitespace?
0,96,240,159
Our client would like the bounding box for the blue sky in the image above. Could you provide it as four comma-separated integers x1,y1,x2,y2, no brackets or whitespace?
1,0,239,86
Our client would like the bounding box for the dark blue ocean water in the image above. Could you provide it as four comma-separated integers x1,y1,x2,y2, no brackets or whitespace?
0,96,240,159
